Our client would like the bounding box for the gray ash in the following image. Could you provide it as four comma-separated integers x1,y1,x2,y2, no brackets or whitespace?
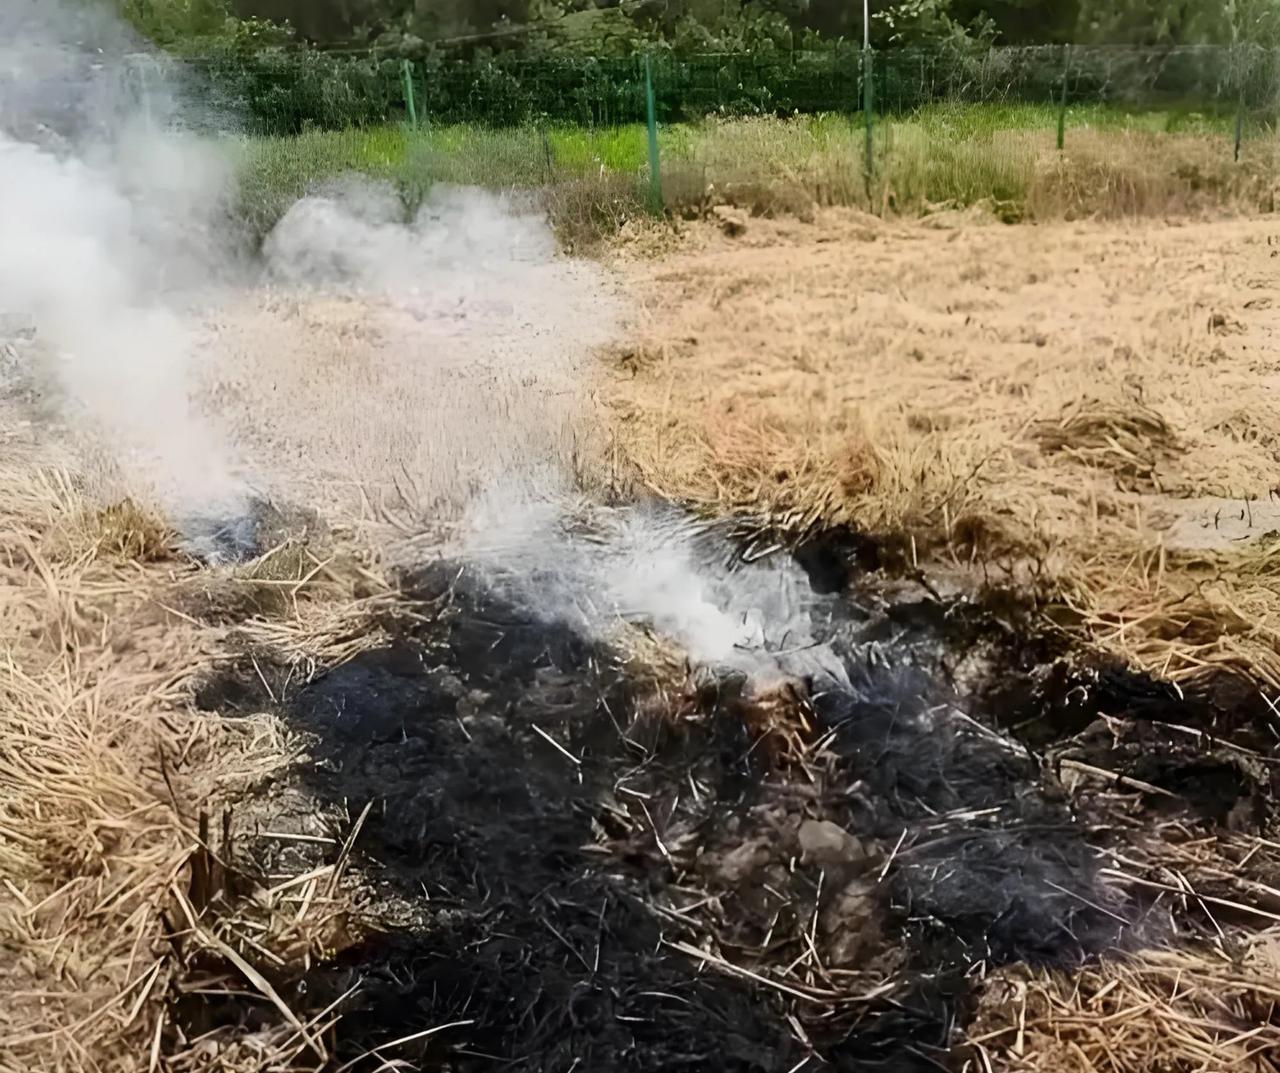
179,497,324,565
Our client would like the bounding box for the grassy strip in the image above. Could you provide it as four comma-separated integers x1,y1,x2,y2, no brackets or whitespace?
232,103,1274,244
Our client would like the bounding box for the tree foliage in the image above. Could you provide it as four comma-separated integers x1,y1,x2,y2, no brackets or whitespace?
123,0,1280,52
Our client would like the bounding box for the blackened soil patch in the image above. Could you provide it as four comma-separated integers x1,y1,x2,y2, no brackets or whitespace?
189,556,1276,1072
181,498,325,566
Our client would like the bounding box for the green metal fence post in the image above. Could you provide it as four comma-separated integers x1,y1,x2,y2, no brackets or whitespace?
863,46,874,199
1234,47,1245,163
644,54,663,214
401,59,418,130
542,123,555,185
1057,45,1068,151
1236,90,1245,162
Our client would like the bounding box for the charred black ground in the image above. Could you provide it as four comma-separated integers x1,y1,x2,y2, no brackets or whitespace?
188,537,1280,1071
181,496,326,565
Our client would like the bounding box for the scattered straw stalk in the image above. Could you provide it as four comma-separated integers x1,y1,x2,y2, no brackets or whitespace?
0,462,393,1072
969,939,1280,1073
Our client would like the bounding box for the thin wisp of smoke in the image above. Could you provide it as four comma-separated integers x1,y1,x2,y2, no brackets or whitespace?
461,494,851,689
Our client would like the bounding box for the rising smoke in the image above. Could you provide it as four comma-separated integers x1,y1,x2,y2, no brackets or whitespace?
462,492,851,689
264,180,558,304
0,0,832,687
257,185,836,687
0,0,247,532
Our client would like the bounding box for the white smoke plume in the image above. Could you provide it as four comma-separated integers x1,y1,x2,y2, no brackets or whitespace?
461,491,851,691
0,0,248,530
0,2,831,689
253,183,840,686
264,181,557,305
202,178,616,536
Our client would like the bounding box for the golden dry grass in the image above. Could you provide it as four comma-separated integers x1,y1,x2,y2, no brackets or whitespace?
1023,128,1279,221
968,938,1280,1073
0,467,216,1072
600,202,1280,1073
957,802,1280,1070
655,119,1280,225
602,209,1280,689
5,119,1278,1072
0,461,394,1073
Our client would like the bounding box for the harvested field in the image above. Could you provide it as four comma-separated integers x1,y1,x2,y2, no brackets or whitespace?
6,18,1280,1067
8,165,1280,1073
8,197,1280,1073
605,209,1280,690
588,209,1280,1069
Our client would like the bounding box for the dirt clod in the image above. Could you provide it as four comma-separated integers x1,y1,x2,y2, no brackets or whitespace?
704,838,774,886
712,205,749,237
798,818,867,867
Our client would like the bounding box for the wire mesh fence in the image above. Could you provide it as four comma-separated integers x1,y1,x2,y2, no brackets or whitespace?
110,44,1280,241
178,45,1280,134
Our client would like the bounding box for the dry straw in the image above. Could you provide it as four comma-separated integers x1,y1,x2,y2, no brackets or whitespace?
0,462,393,1073
604,206,1280,1073
604,209,1280,690
968,938,1280,1073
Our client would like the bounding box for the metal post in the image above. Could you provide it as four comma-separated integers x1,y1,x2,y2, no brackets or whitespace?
1235,47,1245,163
863,46,874,196
1235,91,1244,162
401,59,418,130
1057,46,1068,151
862,0,873,193
644,54,662,214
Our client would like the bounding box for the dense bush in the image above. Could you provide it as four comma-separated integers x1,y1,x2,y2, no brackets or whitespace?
188,43,1279,135
119,1,1280,134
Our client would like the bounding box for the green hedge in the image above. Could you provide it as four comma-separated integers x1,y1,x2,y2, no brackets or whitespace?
189,45,1280,135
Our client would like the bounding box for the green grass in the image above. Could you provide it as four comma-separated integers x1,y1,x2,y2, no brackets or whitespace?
546,126,650,173
234,126,409,235
902,101,1248,138
231,102,1275,246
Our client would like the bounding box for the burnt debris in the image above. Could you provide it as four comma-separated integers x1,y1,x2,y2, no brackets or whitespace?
190,546,1273,1071
181,497,325,565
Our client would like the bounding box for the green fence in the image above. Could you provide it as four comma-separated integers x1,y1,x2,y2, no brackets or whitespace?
141,44,1280,240
181,45,1280,135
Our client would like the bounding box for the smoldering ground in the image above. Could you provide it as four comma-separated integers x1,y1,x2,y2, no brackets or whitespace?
191,535,1280,1071
6,6,1280,1073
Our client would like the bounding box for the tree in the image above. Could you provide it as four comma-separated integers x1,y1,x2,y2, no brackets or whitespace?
1074,0,1280,44
227,0,533,44
950,0,1079,43
132,0,1280,51
122,0,232,42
